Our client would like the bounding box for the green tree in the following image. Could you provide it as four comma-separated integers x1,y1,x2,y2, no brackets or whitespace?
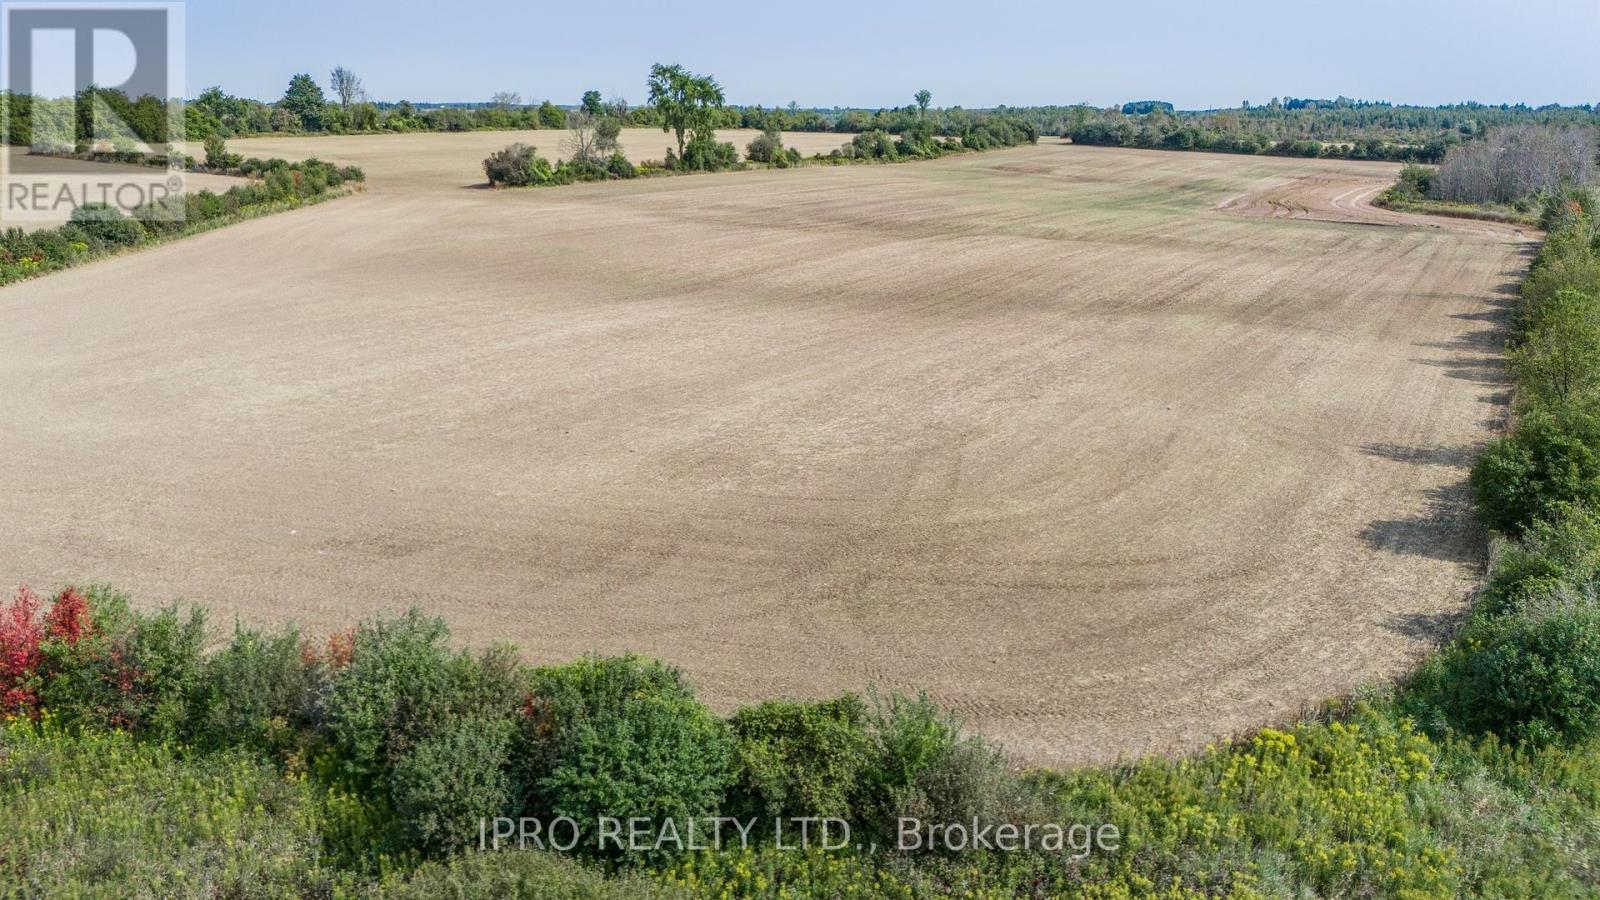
280,73,327,131
581,90,604,116
1512,288,1600,412
536,100,566,129
914,89,932,118
646,63,725,161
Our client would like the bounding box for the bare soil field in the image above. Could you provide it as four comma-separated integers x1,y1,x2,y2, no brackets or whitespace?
0,139,1531,762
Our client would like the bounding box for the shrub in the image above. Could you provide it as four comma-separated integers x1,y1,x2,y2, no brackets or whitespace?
393,849,682,899
727,694,872,821
483,143,553,187
202,132,242,169
118,603,207,740
185,623,314,755
679,132,740,172
745,129,783,163
0,722,352,896
1434,606,1600,744
848,129,897,160
855,691,1024,845
390,714,516,855
519,656,735,861
606,151,636,179
1472,411,1600,535
325,610,521,785
68,202,145,247
35,589,204,738
1482,506,1600,618
1510,288,1600,413
0,586,44,715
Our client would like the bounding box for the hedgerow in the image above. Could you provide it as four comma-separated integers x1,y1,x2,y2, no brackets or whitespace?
0,154,364,287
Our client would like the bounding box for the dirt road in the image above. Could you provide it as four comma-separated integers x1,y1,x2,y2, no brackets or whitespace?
0,141,1529,763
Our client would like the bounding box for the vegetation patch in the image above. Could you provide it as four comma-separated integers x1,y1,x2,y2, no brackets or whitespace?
0,148,363,287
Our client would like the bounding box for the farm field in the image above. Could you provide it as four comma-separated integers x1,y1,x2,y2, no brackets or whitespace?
0,139,1531,763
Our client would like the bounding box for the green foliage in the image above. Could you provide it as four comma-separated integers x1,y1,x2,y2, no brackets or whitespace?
483,142,555,187
185,623,314,755
390,714,516,855
1510,288,1600,412
1472,411,1600,535
647,63,726,160
1426,606,1600,745
202,132,244,169
606,151,637,179
675,131,740,172
856,691,1025,846
581,91,605,117
1482,506,1600,618
728,694,872,821
521,656,735,861
325,609,520,785
745,129,784,164
68,202,145,247
538,100,568,129
0,722,353,897
394,849,684,899
280,73,328,131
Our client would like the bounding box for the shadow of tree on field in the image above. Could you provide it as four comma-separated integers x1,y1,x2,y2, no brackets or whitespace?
1384,606,1470,642
1408,356,1506,386
1360,442,1477,469
1358,481,1482,567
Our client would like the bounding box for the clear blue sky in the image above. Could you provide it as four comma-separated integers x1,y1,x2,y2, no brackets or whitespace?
186,0,1600,109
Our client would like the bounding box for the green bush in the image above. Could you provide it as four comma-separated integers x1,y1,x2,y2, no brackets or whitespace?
36,590,204,739
520,656,734,861
484,143,554,186
68,202,145,247
119,603,207,740
1472,410,1600,535
202,132,242,169
1481,506,1600,617
325,610,521,785
1510,287,1600,413
606,151,637,179
678,132,740,172
1434,606,1600,744
185,623,314,755
745,129,783,163
0,722,353,897
390,714,516,855
393,849,683,899
727,694,872,821
855,691,1024,846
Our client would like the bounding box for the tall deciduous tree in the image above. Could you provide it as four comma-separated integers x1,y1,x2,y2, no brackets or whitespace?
646,63,725,160
581,90,604,116
914,90,931,118
330,66,364,111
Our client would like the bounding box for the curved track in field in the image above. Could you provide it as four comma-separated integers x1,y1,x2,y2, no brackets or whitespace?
0,140,1533,763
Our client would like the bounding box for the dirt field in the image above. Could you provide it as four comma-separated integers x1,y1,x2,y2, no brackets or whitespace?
0,138,1531,763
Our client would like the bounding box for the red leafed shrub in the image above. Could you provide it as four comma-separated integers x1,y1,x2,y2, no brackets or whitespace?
44,587,93,645
0,586,45,715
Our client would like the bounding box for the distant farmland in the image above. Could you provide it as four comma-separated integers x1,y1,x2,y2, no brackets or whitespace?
0,138,1530,763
